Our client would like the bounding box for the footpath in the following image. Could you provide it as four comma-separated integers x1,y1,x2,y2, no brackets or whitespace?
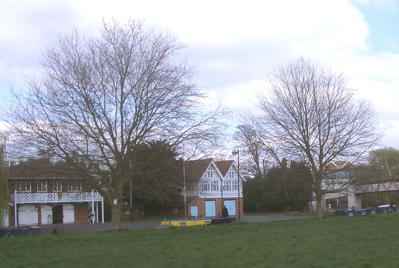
40,215,311,235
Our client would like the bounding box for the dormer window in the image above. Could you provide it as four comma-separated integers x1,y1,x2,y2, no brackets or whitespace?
228,170,236,179
206,168,215,178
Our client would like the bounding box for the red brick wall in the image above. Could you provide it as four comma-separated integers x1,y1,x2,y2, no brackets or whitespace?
186,197,243,218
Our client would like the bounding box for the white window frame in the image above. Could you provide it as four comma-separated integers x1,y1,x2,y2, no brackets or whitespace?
68,181,82,192
206,167,215,179
224,181,232,191
201,180,210,191
211,180,219,191
53,181,62,192
16,180,31,192
232,180,238,191
173,207,179,213
37,180,47,192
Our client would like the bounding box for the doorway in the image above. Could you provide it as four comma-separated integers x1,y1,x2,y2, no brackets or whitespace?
205,200,216,217
52,205,63,224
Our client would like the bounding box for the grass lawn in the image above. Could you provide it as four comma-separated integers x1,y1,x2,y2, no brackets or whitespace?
1,213,398,267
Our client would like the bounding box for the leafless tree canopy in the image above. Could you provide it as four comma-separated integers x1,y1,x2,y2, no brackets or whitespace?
0,132,9,227
248,58,381,217
4,20,226,229
234,124,267,178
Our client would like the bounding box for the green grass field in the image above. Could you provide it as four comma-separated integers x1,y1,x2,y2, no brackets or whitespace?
1,213,398,267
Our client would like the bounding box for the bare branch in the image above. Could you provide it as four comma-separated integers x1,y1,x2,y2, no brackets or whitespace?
245,58,381,217
4,19,226,229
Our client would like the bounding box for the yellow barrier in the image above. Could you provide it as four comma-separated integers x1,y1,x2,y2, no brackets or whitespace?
159,218,211,228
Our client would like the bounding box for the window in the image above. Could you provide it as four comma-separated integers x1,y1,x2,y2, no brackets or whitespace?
211,180,219,191
232,180,238,191
37,180,47,192
228,170,236,179
68,181,82,192
173,207,179,213
224,181,232,191
200,180,210,191
53,181,62,192
16,180,31,192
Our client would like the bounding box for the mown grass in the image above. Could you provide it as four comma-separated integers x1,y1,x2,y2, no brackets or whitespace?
1,213,398,267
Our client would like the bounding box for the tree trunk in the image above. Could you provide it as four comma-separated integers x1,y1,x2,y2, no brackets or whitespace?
316,193,323,218
110,200,122,230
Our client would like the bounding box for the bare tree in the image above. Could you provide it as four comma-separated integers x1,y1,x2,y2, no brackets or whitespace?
251,58,381,218
234,124,268,178
0,132,8,227
4,20,226,230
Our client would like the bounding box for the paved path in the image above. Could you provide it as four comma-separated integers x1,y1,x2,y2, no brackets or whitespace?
241,215,312,222
40,215,312,235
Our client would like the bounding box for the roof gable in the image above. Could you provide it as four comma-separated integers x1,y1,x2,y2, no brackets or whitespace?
215,160,234,177
184,159,213,182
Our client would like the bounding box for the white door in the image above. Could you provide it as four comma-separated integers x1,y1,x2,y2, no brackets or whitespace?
63,204,75,223
190,205,199,217
205,201,216,217
224,200,236,216
2,210,9,227
41,205,53,224
18,205,38,225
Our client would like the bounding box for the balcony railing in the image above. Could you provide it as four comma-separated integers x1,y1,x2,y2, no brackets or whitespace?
10,192,103,204
185,190,240,199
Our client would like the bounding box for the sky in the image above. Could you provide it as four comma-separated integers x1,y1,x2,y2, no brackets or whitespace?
0,0,399,149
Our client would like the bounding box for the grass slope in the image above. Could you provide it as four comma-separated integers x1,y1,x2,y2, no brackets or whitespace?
1,214,398,267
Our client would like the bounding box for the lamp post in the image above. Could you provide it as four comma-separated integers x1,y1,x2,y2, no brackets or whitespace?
376,160,381,212
130,177,133,223
232,149,240,220
183,161,187,219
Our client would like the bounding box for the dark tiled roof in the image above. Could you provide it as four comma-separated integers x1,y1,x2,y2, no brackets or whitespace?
9,160,78,179
215,160,234,177
184,159,212,182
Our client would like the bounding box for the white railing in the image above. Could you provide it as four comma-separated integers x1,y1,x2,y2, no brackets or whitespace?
196,191,239,198
10,191,103,204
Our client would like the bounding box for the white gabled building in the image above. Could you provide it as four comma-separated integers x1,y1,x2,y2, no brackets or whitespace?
183,159,244,218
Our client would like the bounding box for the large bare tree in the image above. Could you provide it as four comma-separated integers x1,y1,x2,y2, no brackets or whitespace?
4,20,226,230
234,124,268,178
250,58,381,218
0,132,8,227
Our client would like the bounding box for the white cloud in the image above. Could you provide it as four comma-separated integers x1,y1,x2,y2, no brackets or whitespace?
1,0,399,148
